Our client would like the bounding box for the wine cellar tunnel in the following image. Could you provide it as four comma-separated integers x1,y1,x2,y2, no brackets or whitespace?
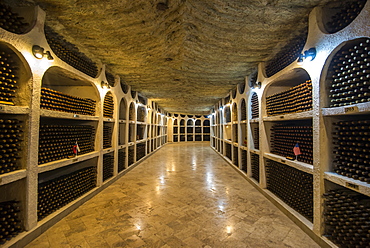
0,0,369,247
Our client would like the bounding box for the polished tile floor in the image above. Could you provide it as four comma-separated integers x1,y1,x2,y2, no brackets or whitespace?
26,143,319,248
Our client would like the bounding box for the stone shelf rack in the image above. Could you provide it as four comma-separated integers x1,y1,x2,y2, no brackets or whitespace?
210,2,370,248
0,4,169,248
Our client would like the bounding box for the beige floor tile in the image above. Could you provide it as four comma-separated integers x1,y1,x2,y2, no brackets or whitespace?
26,143,319,248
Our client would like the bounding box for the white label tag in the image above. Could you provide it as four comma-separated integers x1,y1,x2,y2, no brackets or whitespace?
346,182,359,190
344,106,359,113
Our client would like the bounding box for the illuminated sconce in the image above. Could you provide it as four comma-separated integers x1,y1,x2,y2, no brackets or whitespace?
32,45,54,60
101,81,110,89
253,81,261,89
249,80,261,89
297,47,316,64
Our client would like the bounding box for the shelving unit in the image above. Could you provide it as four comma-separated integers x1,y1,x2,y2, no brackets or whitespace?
210,2,370,247
0,4,168,247
169,114,210,142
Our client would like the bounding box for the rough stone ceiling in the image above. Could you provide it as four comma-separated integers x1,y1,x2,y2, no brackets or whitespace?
23,0,335,114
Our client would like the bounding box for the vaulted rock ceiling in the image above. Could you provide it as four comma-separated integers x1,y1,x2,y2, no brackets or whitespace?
21,0,336,114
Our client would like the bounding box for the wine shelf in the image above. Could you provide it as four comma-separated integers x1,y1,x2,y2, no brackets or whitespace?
38,151,99,173
37,165,97,221
323,185,370,247
324,172,370,197
102,153,114,182
264,153,314,175
250,149,260,155
0,0,367,246
210,3,369,247
266,159,314,222
45,26,99,78
40,109,99,121
251,153,259,182
263,110,313,121
103,148,114,154
169,115,211,142
0,105,29,115
0,200,23,245
0,3,169,247
322,102,370,116
118,148,126,173
0,169,26,186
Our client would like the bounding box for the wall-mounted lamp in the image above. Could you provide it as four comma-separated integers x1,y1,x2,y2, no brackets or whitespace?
32,45,54,60
101,81,110,89
297,47,316,64
249,81,261,89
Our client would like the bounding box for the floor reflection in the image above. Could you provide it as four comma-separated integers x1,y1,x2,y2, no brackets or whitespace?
26,142,319,248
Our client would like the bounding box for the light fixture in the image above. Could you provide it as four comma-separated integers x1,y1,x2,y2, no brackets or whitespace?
297,47,316,64
101,81,110,89
32,45,54,60
254,81,261,89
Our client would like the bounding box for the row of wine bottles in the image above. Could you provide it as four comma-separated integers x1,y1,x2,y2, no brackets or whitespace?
265,37,306,77
251,92,259,119
251,153,260,182
241,149,247,173
233,146,239,166
0,3,29,34
325,0,367,34
103,93,114,118
137,105,146,123
224,106,231,123
118,149,126,173
102,154,114,182
232,106,238,122
333,119,370,183
0,118,22,175
266,80,312,116
174,127,210,134
266,159,313,222
328,38,370,107
0,200,23,245
225,143,232,161
270,123,313,164
323,187,370,247
128,146,134,166
136,125,145,140
103,125,112,149
105,71,115,87
37,166,96,220
136,144,146,161
0,50,18,106
240,100,247,121
44,26,98,78
233,124,238,143
253,125,259,150
174,120,210,126
40,87,96,116
38,124,95,164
